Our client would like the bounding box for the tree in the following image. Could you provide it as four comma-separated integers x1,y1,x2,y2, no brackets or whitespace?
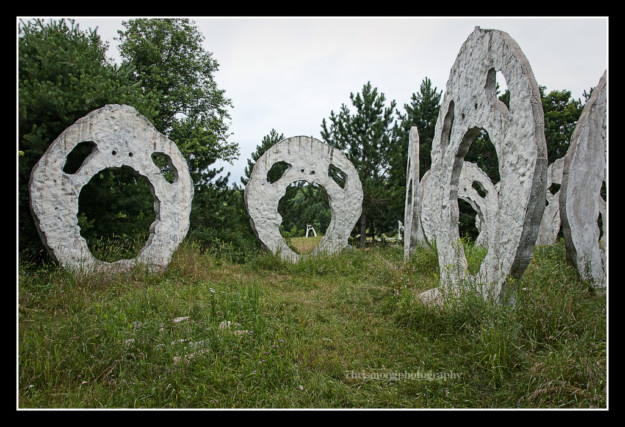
18,18,159,261
390,77,442,229
540,87,585,163
241,129,285,186
393,77,442,181
320,82,397,247
117,18,239,186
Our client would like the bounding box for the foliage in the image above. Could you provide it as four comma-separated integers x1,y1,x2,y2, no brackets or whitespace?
539,86,585,164
320,82,397,247
117,18,239,186
18,18,159,261
241,129,285,186
187,173,261,264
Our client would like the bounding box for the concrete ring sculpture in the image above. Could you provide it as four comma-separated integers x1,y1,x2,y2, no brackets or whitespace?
419,27,547,302
29,104,194,273
245,136,363,262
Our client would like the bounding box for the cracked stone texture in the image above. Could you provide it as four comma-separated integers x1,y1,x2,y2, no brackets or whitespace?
536,157,565,246
418,27,547,303
245,136,363,262
29,104,193,273
560,70,607,287
403,126,420,260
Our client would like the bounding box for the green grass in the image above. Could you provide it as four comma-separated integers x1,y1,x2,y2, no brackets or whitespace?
17,239,606,408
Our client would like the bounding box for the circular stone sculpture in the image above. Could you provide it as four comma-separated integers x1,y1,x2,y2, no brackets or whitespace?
419,27,547,303
245,136,363,262
29,104,194,273
560,70,607,287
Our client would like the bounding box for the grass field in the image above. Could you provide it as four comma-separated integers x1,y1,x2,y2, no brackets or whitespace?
17,239,607,409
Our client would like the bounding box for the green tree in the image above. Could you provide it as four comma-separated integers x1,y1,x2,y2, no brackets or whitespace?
241,129,285,186
117,18,239,186
320,82,397,247
540,86,585,163
18,18,159,261
393,77,442,181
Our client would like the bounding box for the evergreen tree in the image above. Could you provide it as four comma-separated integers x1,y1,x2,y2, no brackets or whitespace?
320,82,396,247
117,18,239,186
18,18,158,260
241,129,285,186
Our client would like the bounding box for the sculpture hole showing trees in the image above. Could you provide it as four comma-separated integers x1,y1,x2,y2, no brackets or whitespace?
278,180,331,255
77,166,156,262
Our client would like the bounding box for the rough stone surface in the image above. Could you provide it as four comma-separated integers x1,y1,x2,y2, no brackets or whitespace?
536,157,565,246
245,136,363,262
29,104,193,273
418,27,547,303
420,162,498,249
560,70,607,287
403,126,421,260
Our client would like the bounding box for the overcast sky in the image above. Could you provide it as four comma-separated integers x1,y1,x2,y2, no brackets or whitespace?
23,16,608,185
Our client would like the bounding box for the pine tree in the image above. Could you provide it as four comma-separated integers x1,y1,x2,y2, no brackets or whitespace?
320,82,396,247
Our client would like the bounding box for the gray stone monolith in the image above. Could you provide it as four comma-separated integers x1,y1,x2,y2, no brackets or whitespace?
245,136,363,262
403,126,420,260
417,27,547,304
560,70,607,287
29,104,193,273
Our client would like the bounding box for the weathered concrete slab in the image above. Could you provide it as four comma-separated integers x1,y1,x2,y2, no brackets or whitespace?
29,104,193,273
417,27,547,304
560,70,607,287
245,136,363,262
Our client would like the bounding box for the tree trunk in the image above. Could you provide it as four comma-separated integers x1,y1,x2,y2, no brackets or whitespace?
360,206,367,248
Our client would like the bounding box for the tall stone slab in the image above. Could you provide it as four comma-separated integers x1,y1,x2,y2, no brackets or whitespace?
560,70,607,287
418,27,547,303
29,104,194,273
536,157,565,246
245,136,363,262
403,126,420,260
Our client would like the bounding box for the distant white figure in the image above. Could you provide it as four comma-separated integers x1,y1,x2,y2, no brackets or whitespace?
306,224,318,238
398,220,404,241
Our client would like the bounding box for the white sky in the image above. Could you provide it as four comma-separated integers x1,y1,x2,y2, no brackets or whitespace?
20,16,608,185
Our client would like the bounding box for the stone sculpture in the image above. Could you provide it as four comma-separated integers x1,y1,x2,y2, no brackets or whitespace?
245,136,363,262
29,104,194,273
403,126,420,260
420,162,498,249
417,27,548,304
306,224,318,238
560,70,607,287
536,157,565,246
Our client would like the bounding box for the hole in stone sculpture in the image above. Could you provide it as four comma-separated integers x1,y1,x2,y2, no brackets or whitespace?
328,164,347,189
485,68,510,116
472,180,487,198
457,198,488,274
463,128,500,185
267,161,291,184
441,101,455,150
548,183,561,196
151,152,178,184
598,180,606,242
63,141,96,174
278,180,331,255
77,166,156,262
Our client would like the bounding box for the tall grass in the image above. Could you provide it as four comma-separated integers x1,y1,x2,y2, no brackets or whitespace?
18,239,606,408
